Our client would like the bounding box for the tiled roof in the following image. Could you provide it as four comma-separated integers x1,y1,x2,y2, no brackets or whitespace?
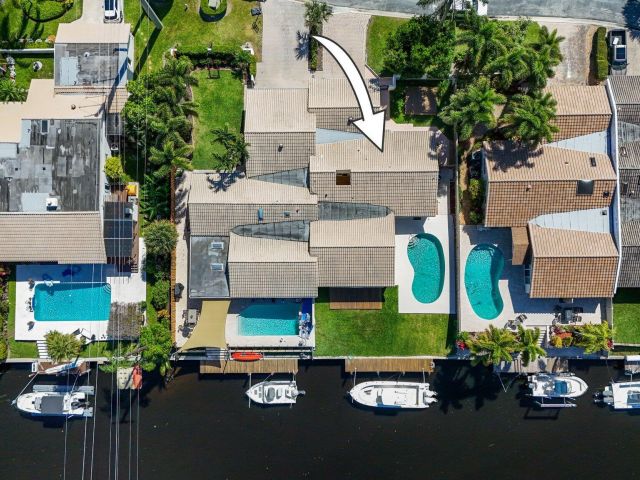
622,221,640,246
189,173,317,205
308,77,380,109
55,22,131,44
310,215,395,248
484,142,616,182
243,88,316,133
0,212,106,263
320,13,370,77
620,141,640,170
311,130,442,173
529,224,618,258
609,76,640,105
544,85,611,116
228,233,316,263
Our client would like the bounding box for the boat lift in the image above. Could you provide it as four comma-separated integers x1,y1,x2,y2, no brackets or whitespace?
529,396,577,408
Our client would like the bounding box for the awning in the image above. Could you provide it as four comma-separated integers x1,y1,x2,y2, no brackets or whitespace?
179,300,230,351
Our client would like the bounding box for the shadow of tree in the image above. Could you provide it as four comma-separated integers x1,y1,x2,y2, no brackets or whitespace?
433,362,501,413
623,0,640,40
295,30,309,61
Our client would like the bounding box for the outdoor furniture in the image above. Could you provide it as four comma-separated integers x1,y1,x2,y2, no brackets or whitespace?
516,314,527,323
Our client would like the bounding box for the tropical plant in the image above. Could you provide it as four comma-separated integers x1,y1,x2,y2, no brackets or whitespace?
523,47,556,91
150,279,170,311
105,156,125,183
439,77,506,140
517,326,546,366
45,330,82,363
484,45,530,91
211,125,250,172
416,0,456,20
154,56,198,101
304,0,333,34
0,81,27,103
575,323,614,354
531,26,564,66
501,91,559,147
467,325,520,366
149,139,193,179
457,12,509,72
144,220,178,257
140,174,170,221
139,323,173,375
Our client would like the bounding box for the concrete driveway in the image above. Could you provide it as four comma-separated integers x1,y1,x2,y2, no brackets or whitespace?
256,0,310,88
539,22,596,85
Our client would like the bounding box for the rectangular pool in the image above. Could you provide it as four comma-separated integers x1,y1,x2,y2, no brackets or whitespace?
33,283,111,321
238,302,300,336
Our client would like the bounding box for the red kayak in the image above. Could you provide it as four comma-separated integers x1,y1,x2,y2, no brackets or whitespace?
132,365,143,389
231,352,263,362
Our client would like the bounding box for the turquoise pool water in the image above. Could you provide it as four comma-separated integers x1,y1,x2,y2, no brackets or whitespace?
407,233,445,304
238,303,300,336
464,244,504,320
33,283,111,321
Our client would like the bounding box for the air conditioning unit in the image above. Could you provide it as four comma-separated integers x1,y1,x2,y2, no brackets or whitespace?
210,263,224,272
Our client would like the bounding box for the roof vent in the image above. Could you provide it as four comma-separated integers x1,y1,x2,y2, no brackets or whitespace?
601,209,608,216
621,146,628,156
590,156,597,167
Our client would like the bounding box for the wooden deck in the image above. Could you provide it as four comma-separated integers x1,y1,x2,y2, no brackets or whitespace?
493,357,569,374
344,358,435,374
200,359,299,374
329,288,383,310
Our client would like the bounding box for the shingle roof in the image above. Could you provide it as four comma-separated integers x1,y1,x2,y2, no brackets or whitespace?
310,215,395,248
311,130,442,173
55,22,131,44
484,142,616,182
0,212,106,263
243,88,316,133
228,233,316,263
308,77,380,109
620,141,640,170
189,173,317,205
529,224,619,258
544,85,611,116
609,76,640,105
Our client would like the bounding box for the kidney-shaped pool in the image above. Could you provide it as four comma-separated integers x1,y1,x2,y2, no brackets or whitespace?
464,244,504,320
407,233,445,304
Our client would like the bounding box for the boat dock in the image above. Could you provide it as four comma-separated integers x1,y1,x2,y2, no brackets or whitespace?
200,359,299,375
344,358,435,374
493,357,569,374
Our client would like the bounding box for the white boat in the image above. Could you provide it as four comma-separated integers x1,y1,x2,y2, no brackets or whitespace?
527,373,588,399
15,391,93,417
349,381,437,409
246,381,305,405
596,381,640,410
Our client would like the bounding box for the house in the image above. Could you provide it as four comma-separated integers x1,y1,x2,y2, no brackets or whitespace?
310,130,443,217
608,76,640,127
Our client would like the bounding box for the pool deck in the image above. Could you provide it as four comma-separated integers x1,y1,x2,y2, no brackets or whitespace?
458,226,606,333
15,247,147,342
225,300,316,349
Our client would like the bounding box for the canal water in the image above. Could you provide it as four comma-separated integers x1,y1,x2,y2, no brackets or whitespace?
0,360,638,480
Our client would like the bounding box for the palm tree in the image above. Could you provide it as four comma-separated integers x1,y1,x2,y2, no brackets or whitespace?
149,139,193,179
140,174,170,221
0,80,27,102
524,47,556,91
416,0,456,20
531,26,564,65
304,0,333,34
439,77,506,140
211,125,250,172
155,56,198,101
502,91,559,147
575,323,614,354
467,325,520,367
45,330,82,363
458,12,509,72
517,326,546,366
484,45,530,91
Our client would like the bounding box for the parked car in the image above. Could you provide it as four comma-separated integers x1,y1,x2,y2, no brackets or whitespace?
104,0,122,22
608,29,628,73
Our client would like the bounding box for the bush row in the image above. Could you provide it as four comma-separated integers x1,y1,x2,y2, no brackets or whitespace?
175,44,256,76
0,274,10,362
594,26,609,81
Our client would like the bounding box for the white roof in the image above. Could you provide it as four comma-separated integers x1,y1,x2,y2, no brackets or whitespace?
56,23,131,44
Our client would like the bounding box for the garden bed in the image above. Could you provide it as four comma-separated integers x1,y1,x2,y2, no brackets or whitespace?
199,0,227,21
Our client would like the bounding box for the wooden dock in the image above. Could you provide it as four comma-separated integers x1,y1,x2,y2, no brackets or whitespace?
200,359,299,375
344,358,435,374
493,357,569,375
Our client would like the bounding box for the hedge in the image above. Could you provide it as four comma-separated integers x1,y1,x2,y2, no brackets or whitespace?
176,44,256,77
594,26,608,81
200,0,227,20
21,0,71,22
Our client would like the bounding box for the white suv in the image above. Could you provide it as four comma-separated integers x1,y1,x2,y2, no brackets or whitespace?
104,0,122,22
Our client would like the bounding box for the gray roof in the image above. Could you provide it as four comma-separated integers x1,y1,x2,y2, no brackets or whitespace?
243,88,315,133
0,212,106,263
228,233,316,263
308,77,380,109
609,76,640,105
622,221,640,246
311,130,442,173
310,215,395,248
620,141,640,170
189,236,230,298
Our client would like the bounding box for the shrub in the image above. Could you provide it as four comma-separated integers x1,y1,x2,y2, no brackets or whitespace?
594,27,608,81
21,0,71,21
150,279,170,311
200,0,227,19
105,156,125,183
468,178,484,203
144,220,178,257
551,335,563,348
468,210,483,225
0,338,7,362
45,330,81,362
175,44,256,76
139,322,172,375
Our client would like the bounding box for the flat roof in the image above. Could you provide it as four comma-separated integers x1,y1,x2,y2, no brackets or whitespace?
189,236,230,298
55,42,126,88
243,88,316,133
55,22,131,44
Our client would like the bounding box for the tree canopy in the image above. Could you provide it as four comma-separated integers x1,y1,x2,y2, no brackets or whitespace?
144,220,178,258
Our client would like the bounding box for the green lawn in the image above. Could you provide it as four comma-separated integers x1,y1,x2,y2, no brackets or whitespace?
80,341,133,358
366,15,408,76
314,287,456,357
10,54,54,90
613,289,640,344
0,0,83,44
191,69,244,169
125,0,262,74
7,271,38,359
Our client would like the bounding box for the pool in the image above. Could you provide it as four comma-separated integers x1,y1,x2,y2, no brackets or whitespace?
238,302,301,336
33,283,111,321
464,244,504,320
407,233,445,304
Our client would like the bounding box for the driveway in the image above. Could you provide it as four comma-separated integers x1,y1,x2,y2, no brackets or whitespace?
256,0,310,88
539,22,596,85
76,0,106,23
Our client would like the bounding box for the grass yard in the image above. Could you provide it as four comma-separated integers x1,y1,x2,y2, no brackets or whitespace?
125,0,262,74
314,287,456,357
80,341,133,358
10,54,54,89
0,0,83,44
191,69,244,169
6,272,38,359
366,15,408,76
613,289,640,344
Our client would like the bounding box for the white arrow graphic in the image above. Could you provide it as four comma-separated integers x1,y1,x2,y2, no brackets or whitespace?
313,35,386,151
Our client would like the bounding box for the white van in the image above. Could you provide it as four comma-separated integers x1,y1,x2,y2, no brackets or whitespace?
104,0,122,22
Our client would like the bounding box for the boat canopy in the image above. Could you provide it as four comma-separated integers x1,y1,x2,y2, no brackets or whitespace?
40,396,65,414
179,300,229,351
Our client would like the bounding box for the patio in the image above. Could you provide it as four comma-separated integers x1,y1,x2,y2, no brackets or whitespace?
458,225,607,333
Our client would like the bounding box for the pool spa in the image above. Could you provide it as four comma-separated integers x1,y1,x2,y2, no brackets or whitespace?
33,282,112,321
407,233,445,304
464,244,504,320
237,300,312,337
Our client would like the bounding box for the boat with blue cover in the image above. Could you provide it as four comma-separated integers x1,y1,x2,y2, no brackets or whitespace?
527,373,588,400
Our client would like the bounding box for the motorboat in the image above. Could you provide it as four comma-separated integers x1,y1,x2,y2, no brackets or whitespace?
246,381,305,405
594,381,640,410
349,381,437,409
15,390,93,417
527,373,588,399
